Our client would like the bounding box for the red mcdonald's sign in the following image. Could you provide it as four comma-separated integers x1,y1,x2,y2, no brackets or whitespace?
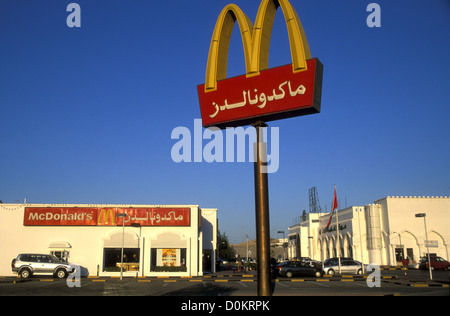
198,59,322,128
24,207,190,227
197,0,323,129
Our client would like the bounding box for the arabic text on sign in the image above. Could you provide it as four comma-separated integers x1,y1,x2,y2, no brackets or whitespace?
209,80,306,118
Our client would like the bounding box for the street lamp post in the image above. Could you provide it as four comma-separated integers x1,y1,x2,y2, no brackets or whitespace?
117,213,127,280
245,234,249,265
131,223,142,277
277,231,285,260
415,213,432,280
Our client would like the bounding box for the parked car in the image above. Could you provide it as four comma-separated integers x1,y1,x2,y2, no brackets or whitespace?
323,259,364,275
11,253,75,279
323,257,352,267
291,257,311,262
302,260,322,268
419,256,450,270
276,260,323,278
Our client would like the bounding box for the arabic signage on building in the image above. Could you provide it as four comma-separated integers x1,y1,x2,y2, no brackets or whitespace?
197,0,323,129
24,207,191,227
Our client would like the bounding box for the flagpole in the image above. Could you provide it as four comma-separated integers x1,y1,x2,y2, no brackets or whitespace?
335,185,341,274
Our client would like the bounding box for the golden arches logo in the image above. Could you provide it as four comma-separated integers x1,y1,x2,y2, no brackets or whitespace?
205,0,311,92
97,208,116,225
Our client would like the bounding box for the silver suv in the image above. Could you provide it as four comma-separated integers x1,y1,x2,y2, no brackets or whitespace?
11,254,75,279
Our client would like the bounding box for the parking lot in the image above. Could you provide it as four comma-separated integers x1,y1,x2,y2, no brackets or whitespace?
0,269,448,297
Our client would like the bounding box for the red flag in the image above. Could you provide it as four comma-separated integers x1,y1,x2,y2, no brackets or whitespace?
325,186,338,229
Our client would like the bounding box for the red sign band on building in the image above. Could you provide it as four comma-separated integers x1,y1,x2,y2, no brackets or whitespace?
24,207,191,227
24,207,98,226
115,208,190,227
198,59,323,129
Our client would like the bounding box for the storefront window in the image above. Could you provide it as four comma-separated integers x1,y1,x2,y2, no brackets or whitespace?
395,248,404,262
103,248,140,272
150,248,187,272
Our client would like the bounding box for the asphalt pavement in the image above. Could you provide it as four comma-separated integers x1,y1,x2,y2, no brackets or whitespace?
0,267,448,297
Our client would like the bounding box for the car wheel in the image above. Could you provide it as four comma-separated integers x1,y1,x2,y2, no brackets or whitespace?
357,269,362,275
20,268,32,279
286,271,293,278
55,269,68,279
327,269,335,275
315,271,322,278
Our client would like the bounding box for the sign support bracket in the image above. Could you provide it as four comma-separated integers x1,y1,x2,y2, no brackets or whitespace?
252,121,272,296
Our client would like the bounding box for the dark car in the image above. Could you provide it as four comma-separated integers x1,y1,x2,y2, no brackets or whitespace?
419,256,450,270
276,260,323,278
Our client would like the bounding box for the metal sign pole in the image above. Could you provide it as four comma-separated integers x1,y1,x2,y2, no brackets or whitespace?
253,121,272,296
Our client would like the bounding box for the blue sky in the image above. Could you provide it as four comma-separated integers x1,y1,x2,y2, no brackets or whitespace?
1,0,449,244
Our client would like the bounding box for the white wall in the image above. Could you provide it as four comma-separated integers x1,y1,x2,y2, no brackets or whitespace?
376,196,450,265
294,196,449,266
201,208,218,273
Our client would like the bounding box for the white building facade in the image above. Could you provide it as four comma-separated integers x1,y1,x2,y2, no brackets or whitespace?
288,196,449,266
0,203,217,277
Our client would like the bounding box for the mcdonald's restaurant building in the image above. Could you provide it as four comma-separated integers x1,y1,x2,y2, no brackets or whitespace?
0,204,218,277
288,196,449,266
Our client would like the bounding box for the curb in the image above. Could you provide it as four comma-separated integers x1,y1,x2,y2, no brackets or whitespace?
407,283,449,288
6,275,448,287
